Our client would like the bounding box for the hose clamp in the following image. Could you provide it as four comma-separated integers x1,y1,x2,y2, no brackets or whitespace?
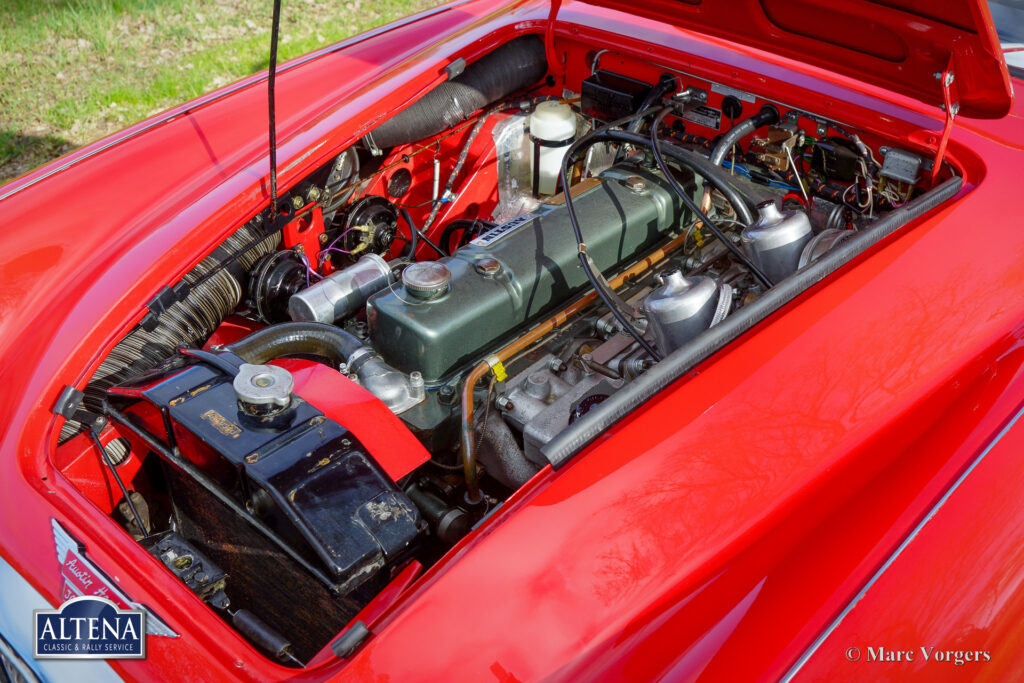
484,354,508,382
346,346,375,374
528,133,576,149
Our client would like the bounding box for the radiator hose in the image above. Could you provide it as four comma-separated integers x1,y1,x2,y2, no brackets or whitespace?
364,34,548,150
225,321,364,366
225,322,425,415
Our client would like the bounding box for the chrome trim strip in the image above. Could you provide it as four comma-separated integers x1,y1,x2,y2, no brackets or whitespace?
780,401,1024,681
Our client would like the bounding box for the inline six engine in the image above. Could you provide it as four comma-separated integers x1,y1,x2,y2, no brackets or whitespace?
54,31,960,665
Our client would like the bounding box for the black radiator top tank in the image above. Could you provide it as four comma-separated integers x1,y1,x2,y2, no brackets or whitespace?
107,350,424,595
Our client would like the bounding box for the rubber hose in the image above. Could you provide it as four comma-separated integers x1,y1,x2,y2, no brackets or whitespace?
596,129,758,225
400,208,447,258
647,110,773,287
400,207,419,258
709,105,780,166
558,109,666,360
225,322,365,366
440,218,494,252
364,35,547,150
626,74,677,133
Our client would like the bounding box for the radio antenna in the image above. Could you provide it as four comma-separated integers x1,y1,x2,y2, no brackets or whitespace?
267,0,282,220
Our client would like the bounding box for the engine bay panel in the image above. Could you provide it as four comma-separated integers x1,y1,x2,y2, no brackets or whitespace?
48,28,964,666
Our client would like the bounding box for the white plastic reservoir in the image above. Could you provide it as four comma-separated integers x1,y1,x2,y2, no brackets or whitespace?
529,101,576,196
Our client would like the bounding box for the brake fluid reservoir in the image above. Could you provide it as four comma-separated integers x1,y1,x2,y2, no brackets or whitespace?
529,101,576,196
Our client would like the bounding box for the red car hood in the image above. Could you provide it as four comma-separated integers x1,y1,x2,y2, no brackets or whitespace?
580,0,1013,118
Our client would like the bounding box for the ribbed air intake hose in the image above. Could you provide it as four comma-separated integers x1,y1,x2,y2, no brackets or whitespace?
364,35,548,150
60,221,280,442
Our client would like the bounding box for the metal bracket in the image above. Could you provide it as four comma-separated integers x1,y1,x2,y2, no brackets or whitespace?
140,281,191,332
444,57,466,80
53,385,85,419
363,133,383,157
52,385,106,430
930,60,957,183
671,86,708,108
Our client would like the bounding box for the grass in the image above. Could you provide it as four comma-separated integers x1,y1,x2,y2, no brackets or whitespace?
0,0,438,185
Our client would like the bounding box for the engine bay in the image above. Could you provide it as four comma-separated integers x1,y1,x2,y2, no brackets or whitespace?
52,31,961,665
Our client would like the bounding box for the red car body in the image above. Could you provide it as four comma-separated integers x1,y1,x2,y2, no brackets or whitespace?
1,0,1021,680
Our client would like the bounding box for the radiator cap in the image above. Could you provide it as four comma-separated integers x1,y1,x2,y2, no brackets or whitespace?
234,363,294,412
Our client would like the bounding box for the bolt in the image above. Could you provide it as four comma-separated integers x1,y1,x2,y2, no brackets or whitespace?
525,373,552,400
319,233,329,243
548,357,567,373
625,176,647,193
306,186,321,202
291,195,305,210
475,258,501,276
495,396,514,411
438,384,457,405
410,371,424,387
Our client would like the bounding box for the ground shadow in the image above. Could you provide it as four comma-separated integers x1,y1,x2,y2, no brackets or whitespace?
0,129,77,186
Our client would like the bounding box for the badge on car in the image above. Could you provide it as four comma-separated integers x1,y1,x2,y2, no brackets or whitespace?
52,519,177,639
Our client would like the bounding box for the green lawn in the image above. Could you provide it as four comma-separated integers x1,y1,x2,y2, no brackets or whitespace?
0,0,436,185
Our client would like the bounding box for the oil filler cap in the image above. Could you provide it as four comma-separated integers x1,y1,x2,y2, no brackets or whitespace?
403,261,451,300
234,363,294,413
